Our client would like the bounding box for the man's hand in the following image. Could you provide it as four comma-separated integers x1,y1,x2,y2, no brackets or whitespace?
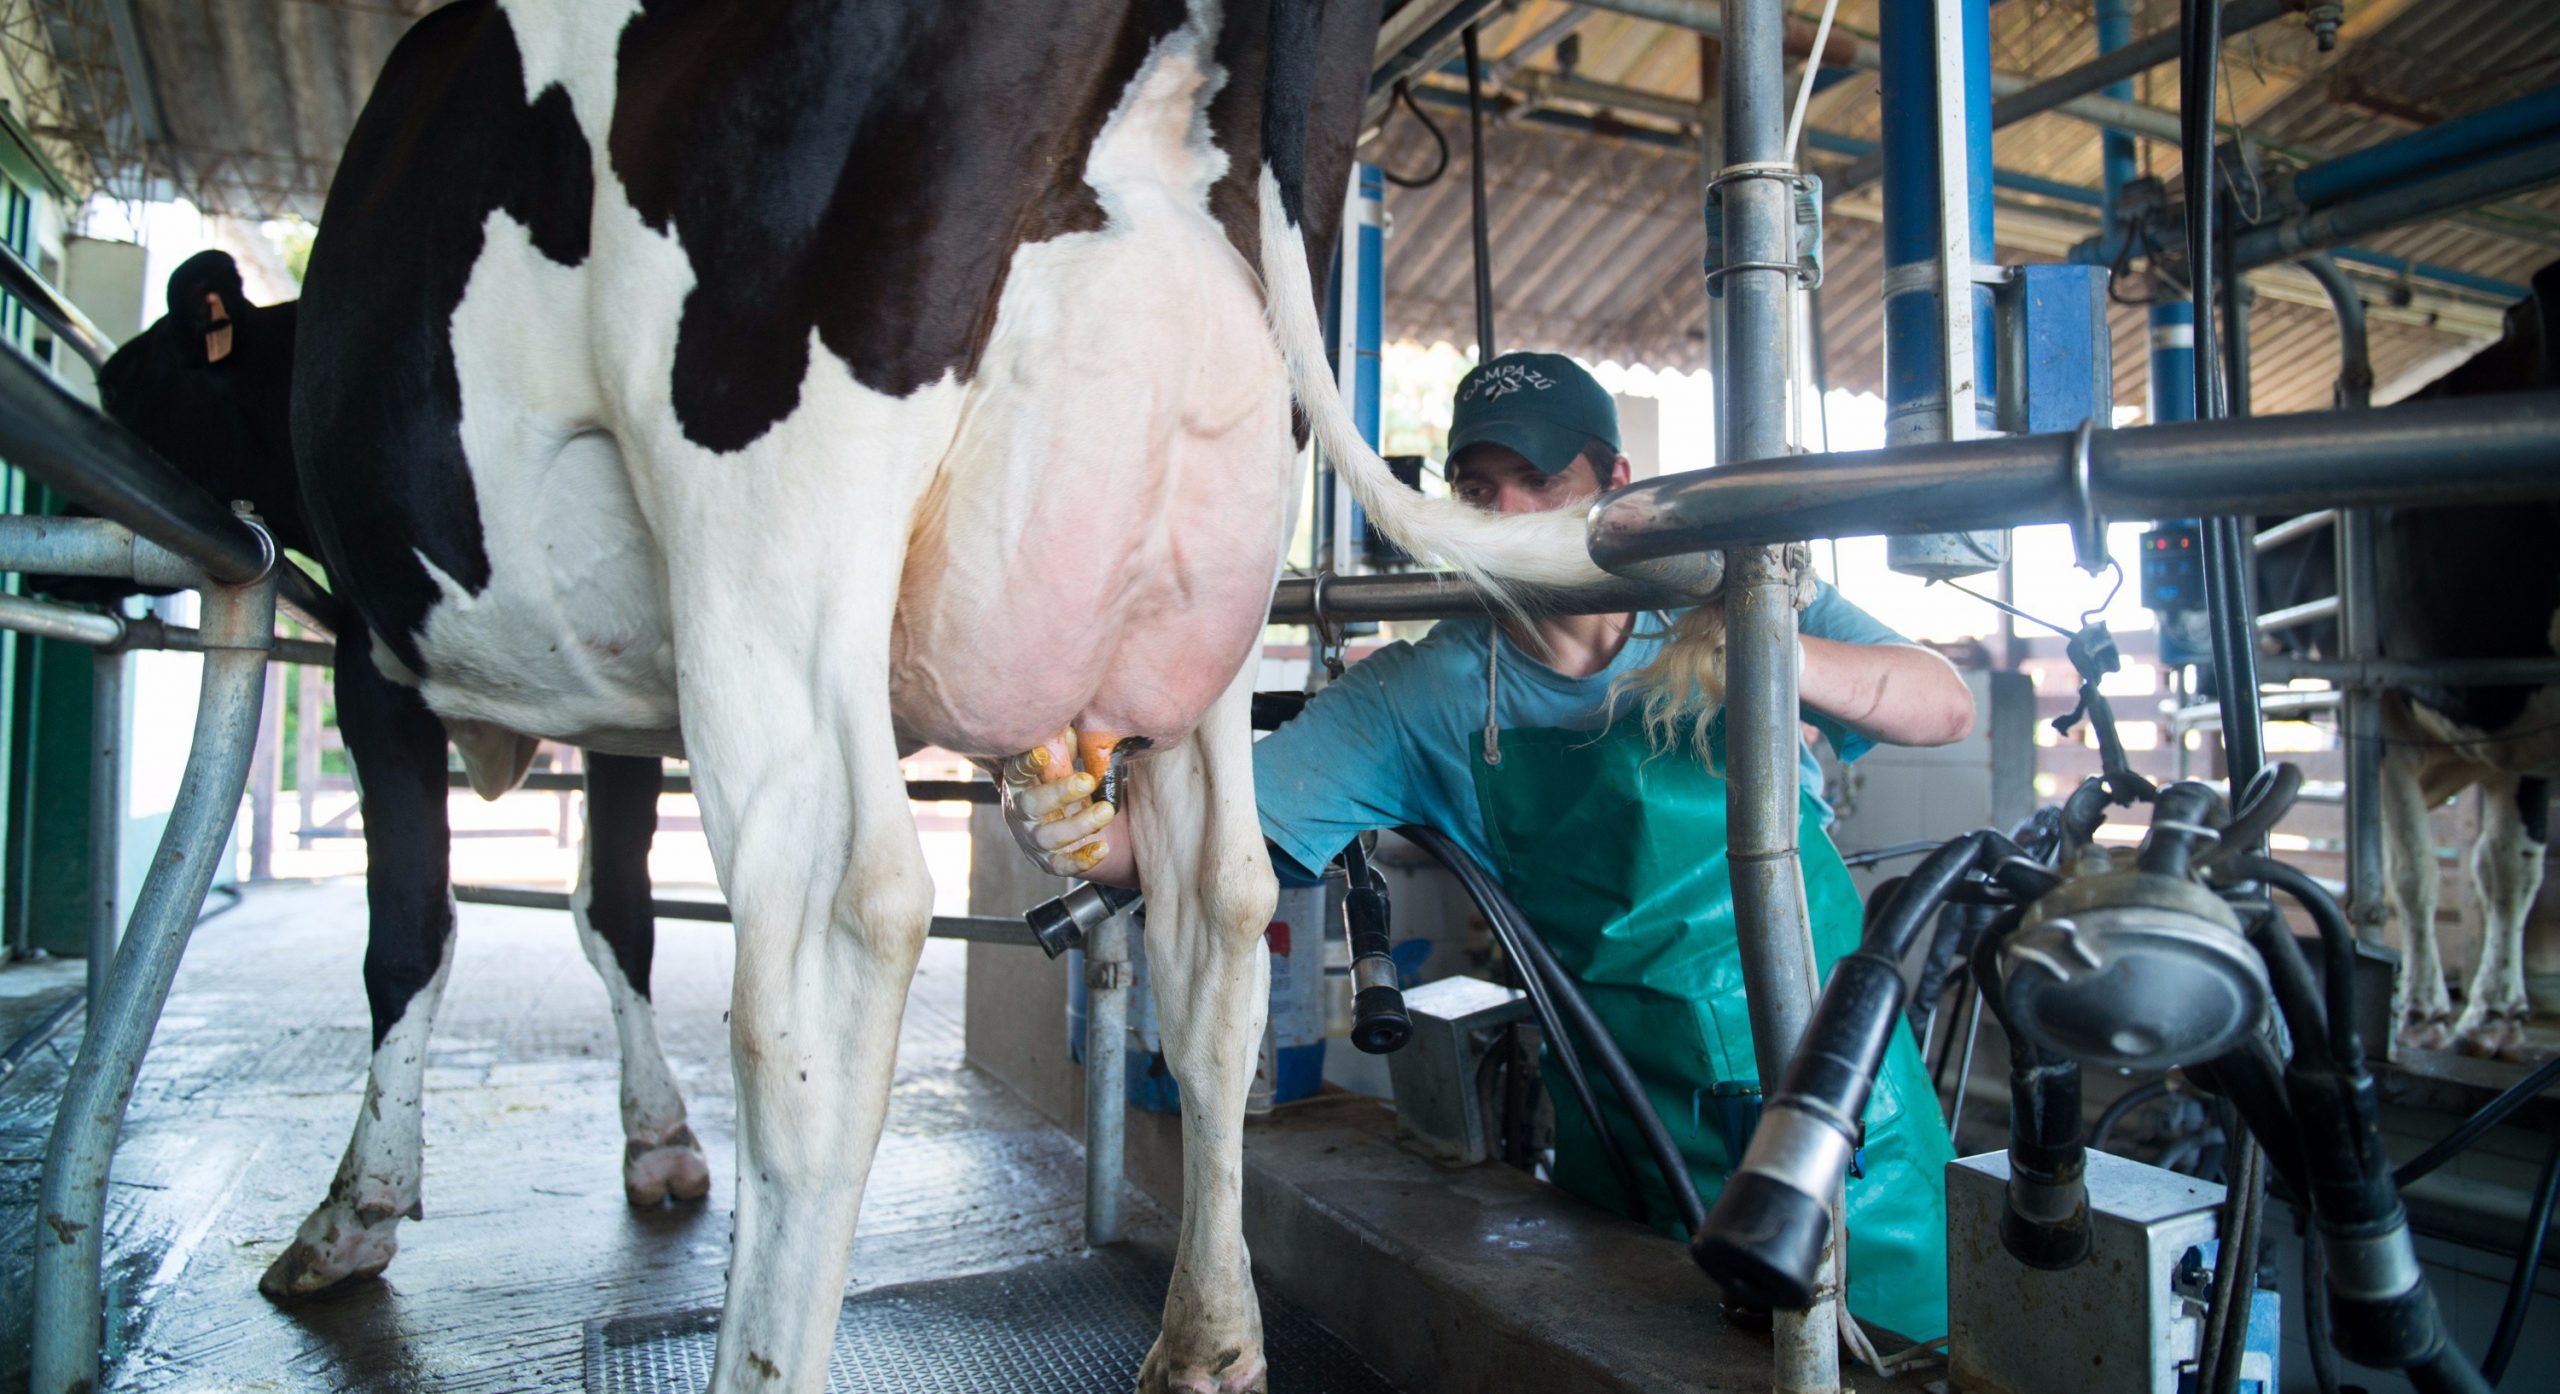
999,726,1119,876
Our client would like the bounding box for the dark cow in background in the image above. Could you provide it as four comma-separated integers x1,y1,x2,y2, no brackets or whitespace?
2256,261,2560,1060
75,249,709,1301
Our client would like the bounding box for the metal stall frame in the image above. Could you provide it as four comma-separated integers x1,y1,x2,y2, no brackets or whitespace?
0,244,301,1392
1708,0,1843,1384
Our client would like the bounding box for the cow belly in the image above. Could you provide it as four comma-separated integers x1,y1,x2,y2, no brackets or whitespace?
2405,684,2560,785
888,197,1294,759
410,210,682,754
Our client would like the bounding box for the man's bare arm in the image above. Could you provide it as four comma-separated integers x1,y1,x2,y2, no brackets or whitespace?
1798,637,1975,748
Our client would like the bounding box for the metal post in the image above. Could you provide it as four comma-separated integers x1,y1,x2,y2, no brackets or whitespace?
296,661,321,850
85,650,124,1014
1719,0,1838,1382
2338,510,2385,954
1881,0,2004,579
1082,905,1130,1246
249,672,283,880
2302,251,2388,955
35,561,276,1394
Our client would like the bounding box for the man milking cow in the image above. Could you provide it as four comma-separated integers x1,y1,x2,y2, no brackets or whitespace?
1005,352,1978,1346
82,250,707,1300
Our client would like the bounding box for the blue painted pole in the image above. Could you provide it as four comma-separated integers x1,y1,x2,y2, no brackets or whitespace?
1318,164,1384,570
2148,300,2197,424
1795,121,2530,303
1881,0,2003,578
2292,85,2560,209
1353,162,1383,451
2091,0,2192,428
2095,0,2140,238
1349,163,1383,560
1880,0,1996,447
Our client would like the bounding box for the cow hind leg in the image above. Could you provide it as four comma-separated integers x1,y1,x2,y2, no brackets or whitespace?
574,752,710,1205
1129,665,1276,1394
263,632,454,1300
2453,776,2545,1060
2383,747,2455,1051
684,597,932,1393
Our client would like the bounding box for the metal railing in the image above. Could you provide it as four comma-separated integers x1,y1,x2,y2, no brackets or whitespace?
3,322,293,1391
0,239,113,372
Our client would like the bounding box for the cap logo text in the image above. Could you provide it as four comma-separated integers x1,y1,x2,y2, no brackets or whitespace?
1465,363,1556,402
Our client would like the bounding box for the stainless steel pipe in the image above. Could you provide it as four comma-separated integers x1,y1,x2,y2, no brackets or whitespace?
1587,391,2560,568
33,566,277,1394
1083,907,1131,1246
447,883,1042,947
1266,567,1718,624
0,240,114,372
86,652,124,1015
0,347,274,586
2258,595,2341,633
1715,0,1839,1382
0,592,125,647
2252,509,2337,552
2255,656,2560,688
0,515,203,589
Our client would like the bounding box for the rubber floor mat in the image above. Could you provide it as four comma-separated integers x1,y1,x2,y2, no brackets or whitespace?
585,1247,1402,1392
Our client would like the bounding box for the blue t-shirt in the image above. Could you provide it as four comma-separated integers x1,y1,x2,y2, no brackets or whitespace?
1254,581,1907,884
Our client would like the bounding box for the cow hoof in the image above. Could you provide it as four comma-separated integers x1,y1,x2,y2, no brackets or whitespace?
2398,1015,2454,1052
258,1214,403,1301
1138,1339,1267,1394
2454,1013,2529,1061
625,1125,711,1207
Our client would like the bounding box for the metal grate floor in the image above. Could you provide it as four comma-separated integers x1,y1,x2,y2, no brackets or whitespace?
585,1248,1402,1393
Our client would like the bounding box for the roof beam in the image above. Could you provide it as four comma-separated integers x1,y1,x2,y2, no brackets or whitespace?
98,0,168,144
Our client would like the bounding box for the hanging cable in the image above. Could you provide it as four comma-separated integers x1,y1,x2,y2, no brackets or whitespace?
2181,0,2224,424
2393,1053,2560,1189
2093,1077,2172,1153
2481,1131,2560,1387
1379,79,1451,190
1462,25,1497,363
2180,0,2265,796
1782,0,1843,165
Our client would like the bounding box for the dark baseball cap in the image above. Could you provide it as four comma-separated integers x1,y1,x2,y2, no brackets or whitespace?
1447,351,1619,478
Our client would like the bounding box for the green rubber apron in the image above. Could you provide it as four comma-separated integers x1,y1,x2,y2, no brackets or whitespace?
1470,720,1955,1343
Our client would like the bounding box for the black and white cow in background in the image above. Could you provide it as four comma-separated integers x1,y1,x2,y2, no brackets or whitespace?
2257,260,2560,1061
78,248,710,1301
287,2,1613,1389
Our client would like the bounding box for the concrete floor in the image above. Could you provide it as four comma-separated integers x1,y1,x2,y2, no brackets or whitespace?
1,881,1156,1392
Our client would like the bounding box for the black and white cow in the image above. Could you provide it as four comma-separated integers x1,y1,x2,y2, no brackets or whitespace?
2257,261,2560,1061
80,249,710,1302
288,3,1605,1390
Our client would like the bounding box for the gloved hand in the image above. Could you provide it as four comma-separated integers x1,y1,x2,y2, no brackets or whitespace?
999,726,1119,877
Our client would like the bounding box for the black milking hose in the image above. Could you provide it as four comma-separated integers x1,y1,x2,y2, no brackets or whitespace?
2208,764,2303,864
2093,1077,2171,1153
2394,1053,2560,1190
2304,1227,2346,1394
1397,824,1705,1235
1463,869,1639,1207
2482,1130,2560,1387
2218,853,2362,1067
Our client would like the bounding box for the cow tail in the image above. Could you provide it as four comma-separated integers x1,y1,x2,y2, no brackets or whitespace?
1255,8,1604,610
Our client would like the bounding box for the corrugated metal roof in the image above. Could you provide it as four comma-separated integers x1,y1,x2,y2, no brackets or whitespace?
129,0,418,221
4,0,2550,421
1375,0,2559,419
3,0,419,220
